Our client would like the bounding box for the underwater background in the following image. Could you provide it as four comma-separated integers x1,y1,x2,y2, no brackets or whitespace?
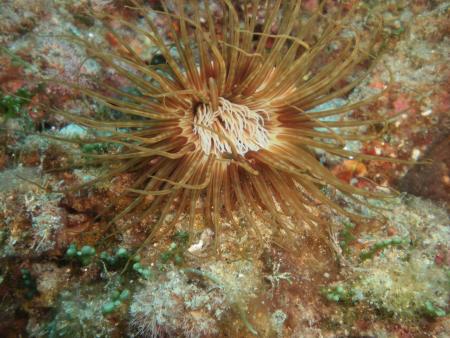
0,1,449,337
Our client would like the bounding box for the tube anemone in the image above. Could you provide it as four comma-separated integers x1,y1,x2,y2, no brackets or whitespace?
54,1,407,249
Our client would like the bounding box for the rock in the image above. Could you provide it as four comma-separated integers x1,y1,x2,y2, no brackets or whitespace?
397,133,450,209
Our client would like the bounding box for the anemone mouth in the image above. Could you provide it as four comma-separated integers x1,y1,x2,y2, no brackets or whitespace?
193,97,269,156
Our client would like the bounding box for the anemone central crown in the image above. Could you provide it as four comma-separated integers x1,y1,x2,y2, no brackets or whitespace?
193,97,269,156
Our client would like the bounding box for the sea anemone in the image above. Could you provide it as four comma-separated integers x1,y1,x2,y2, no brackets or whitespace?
53,1,405,250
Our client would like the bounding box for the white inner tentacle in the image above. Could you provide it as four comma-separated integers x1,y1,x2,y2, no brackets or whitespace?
193,97,269,156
